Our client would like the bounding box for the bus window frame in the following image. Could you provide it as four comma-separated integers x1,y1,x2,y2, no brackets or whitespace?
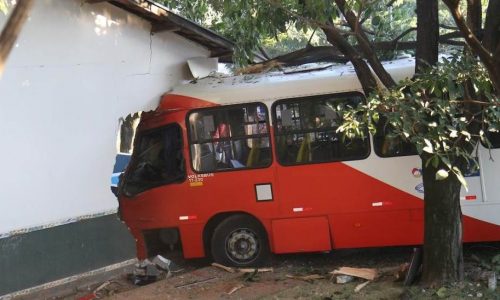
186,102,274,174
271,92,371,167
373,116,418,158
120,122,187,197
480,131,500,149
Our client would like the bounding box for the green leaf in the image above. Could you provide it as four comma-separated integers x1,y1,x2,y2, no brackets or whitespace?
435,169,449,181
492,254,500,264
431,156,439,168
436,287,447,298
423,139,433,153
441,156,451,169
461,131,471,141
0,0,8,15
453,167,468,191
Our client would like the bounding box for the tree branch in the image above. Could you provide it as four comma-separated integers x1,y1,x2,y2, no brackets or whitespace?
442,0,499,91
257,45,271,60
0,0,34,76
466,0,482,34
450,99,500,106
262,0,379,94
334,0,396,88
393,27,417,43
239,34,467,69
482,0,500,55
440,24,458,30
321,24,379,95
386,0,398,7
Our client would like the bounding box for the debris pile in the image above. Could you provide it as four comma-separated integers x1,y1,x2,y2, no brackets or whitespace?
329,266,378,292
211,262,273,274
76,281,124,300
127,255,173,286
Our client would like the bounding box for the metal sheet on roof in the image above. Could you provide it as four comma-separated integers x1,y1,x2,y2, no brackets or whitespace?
170,58,416,106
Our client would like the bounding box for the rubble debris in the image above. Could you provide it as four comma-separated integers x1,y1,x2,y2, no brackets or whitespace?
77,293,97,300
235,60,283,75
174,277,216,288
242,269,260,282
93,281,111,294
354,280,370,293
128,255,174,286
331,267,378,281
145,264,161,277
212,262,236,273
211,263,273,274
238,267,273,273
227,284,245,295
396,263,411,281
152,255,172,272
335,275,354,284
127,274,157,286
88,281,122,298
171,268,185,273
378,263,410,281
137,259,153,269
286,274,325,282
487,271,497,291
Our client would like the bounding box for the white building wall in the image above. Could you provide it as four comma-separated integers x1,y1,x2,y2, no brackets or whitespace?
0,0,209,234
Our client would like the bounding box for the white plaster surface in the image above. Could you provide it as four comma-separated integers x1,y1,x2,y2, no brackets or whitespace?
0,0,209,234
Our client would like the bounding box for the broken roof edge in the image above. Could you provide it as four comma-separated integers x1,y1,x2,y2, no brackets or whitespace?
89,0,234,58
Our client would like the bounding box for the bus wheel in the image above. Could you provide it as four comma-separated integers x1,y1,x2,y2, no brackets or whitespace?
211,215,269,267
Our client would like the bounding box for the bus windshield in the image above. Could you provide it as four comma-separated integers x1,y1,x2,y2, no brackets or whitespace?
119,123,185,197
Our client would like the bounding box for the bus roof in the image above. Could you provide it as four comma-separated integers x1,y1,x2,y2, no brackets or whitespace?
169,58,415,106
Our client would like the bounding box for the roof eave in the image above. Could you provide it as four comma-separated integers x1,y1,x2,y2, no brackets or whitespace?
89,0,234,58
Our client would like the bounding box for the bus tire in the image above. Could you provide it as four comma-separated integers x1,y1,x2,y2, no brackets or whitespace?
211,214,269,267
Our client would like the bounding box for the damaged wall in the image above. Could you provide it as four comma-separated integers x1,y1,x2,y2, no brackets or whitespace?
0,0,209,296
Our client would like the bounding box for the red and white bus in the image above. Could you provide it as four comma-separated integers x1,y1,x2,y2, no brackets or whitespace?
117,58,500,267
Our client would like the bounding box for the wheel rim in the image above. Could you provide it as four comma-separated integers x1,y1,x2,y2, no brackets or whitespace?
225,228,260,264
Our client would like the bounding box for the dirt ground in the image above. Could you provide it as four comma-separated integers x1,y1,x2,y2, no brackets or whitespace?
55,244,499,300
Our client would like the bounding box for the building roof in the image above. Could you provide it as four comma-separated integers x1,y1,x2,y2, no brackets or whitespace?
88,0,234,58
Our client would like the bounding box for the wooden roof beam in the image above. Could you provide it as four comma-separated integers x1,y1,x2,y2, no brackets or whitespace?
151,22,180,33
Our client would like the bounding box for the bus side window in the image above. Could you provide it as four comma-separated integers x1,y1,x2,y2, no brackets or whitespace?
373,117,417,157
273,93,370,166
188,103,272,172
484,131,500,149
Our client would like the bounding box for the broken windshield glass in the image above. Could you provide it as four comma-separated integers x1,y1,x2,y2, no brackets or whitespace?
120,123,185,197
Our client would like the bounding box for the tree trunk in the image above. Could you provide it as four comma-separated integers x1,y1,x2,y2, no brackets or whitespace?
0,0,34,76
482,0,500,96
416,0,464,286
321,25,379,95
421,157,464,286
416,0,439,72
483,0,500,54
466,0,482,34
